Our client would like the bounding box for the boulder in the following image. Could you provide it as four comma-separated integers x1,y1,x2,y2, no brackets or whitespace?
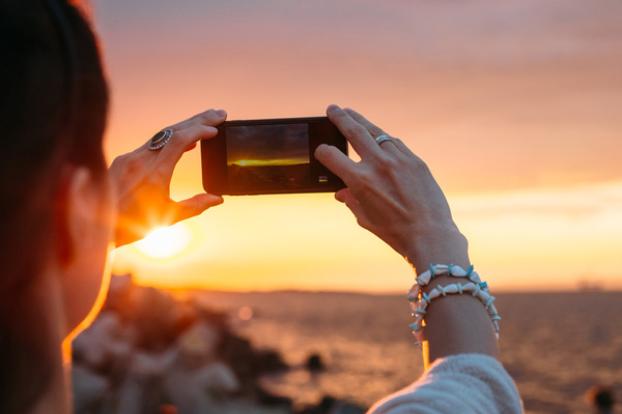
194,361,240,396
72,364,109,413
298,396,366,414
178,321,220,362
73,311,132,373
305,353,325,372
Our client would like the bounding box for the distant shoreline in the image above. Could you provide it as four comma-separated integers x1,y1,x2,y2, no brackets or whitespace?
160,286,622,297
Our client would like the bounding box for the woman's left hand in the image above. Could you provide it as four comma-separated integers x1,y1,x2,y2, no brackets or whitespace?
109,109,227,246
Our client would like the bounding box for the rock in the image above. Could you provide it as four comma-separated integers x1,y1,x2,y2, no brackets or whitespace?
72,281,304,414
586,385,615,411
256,386,294,408
117,375,164,414
127,286,181,351
73,311,132,373
255,349,289,374
305,353,325,372
297,396,366,414
220,335,288,385
193,297,231,332
72,364,109,413
194,361,240,395
127,349,176,379
178,321,220,362
298,395,335,414
220,335,256,383
161,362,218,413
329,400,366,414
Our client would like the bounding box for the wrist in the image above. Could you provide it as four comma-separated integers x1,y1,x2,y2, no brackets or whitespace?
404,224,470,273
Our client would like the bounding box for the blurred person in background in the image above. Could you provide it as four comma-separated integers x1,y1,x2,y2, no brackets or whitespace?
0,1,522,413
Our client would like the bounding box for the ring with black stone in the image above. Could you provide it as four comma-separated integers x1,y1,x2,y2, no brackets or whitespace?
148,128,173,151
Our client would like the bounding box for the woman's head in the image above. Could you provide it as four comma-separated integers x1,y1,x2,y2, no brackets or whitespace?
1,0,112,411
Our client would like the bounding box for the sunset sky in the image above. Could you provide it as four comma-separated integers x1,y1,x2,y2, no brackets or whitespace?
92,0,622,292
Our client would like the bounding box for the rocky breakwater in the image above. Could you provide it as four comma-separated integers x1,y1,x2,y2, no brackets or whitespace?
72,274,365,414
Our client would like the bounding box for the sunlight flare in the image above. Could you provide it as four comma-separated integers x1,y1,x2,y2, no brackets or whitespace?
135,225,191,259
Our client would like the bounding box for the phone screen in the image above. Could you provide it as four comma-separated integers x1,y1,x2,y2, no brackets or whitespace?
226,123,311,191
201,116,347,195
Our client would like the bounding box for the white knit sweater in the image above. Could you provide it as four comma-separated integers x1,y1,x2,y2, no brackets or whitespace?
368,354,523,414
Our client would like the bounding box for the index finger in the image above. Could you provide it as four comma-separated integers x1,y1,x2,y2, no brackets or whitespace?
173,108,227,146
157,124,218,175
343,108,385,138
327,105,382,160
157,108,227,167
314,144,358,185
188,108,228,128
167,108,228,132
344,108,404,158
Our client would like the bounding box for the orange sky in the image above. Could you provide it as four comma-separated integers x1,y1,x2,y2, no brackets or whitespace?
92,0,622,292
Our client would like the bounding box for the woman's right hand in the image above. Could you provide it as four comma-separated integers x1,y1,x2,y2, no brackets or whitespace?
317,106,500,363
315,105,470,272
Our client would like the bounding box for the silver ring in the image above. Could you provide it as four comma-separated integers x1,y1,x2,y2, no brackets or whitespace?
148,128,174,151
375,134,393,146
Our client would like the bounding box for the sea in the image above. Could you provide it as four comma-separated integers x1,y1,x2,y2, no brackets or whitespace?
193,290,622,414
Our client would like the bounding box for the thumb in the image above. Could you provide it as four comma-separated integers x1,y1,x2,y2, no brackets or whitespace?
172,193,223,223
334,188,372,229
335,188,351,203
335,188,360,206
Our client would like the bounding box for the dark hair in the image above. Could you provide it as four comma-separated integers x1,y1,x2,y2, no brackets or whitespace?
0,0,108,412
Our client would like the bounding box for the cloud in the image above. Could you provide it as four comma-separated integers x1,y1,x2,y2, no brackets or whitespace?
452,180,622,220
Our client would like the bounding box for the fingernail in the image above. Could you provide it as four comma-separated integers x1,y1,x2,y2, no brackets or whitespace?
215,109,227,117
314,144,327,157
327,104,340,112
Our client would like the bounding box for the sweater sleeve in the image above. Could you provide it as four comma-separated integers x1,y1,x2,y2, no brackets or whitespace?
367,353,523,414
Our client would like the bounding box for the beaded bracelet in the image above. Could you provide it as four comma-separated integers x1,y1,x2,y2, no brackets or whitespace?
406,264,501,346
414,263,482,292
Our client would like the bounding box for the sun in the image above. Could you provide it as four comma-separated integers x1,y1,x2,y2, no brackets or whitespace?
135,225,191,259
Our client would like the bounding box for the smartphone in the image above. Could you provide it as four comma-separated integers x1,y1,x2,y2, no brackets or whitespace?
201,116,348,195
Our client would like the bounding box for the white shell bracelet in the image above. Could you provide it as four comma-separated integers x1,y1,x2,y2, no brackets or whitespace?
407,264,501,346
416,263,482,289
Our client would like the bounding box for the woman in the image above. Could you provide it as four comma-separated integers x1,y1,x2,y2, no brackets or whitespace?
0,1,522,413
